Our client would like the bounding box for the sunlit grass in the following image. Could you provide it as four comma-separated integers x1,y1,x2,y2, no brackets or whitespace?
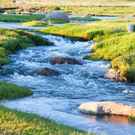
0,106,92,135
22,20,48,27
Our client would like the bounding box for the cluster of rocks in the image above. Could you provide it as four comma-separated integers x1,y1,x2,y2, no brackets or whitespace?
50,56,83,65
37,56,83,76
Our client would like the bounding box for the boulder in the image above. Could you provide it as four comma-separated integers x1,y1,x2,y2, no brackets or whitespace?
46,10,70,23
105,69,121,81
37,68,60,76
50,56,83,65
79,101,135,117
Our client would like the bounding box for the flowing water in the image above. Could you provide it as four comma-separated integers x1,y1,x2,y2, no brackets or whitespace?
0,34,135,135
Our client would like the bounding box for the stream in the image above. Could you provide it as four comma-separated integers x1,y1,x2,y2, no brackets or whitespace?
0,34,135,135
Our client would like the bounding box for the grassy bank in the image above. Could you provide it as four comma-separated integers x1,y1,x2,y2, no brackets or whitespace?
0,106,91,135
22,20,48,27
41,19,135,82
0,81,90,135
0,29,52,65
0,14,45,22
41,20,128,40
0,81,32,100
129,116,135,121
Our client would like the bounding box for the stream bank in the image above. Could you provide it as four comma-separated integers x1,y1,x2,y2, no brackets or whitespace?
0,34,135,135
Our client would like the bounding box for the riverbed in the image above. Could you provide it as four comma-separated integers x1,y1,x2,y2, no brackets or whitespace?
0,33,135,135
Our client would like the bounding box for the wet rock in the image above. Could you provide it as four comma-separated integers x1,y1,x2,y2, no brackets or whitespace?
105,69,121,81
50,56,83,65
37,68,60,76
79,101,135,117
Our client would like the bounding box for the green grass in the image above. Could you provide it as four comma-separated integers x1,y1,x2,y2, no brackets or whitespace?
70,16,100,22
0,106,92,135
41,20,128,40
22,20,48,27
0,14,45,22
0,29,52,65
0,81,32,100
48,18,69,24
0,47,9,64
128,116,135,121
40,19,135,82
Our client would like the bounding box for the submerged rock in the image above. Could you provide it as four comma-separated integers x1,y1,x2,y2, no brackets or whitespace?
37,68,60,76
79,101,135,117
50,56,83,65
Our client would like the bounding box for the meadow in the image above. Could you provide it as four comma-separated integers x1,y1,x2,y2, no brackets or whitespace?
2,0,135,16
